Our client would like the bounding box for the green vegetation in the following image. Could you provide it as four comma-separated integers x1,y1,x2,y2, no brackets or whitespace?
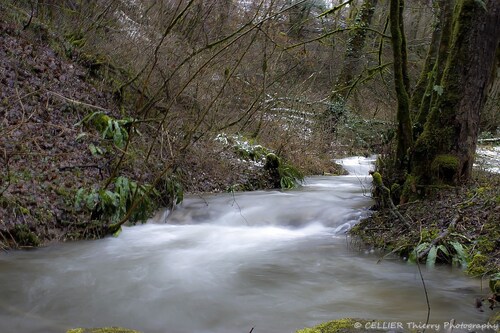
75,176,158,226
410,240,469,268
0,0,497,289
12,224,40,247
78,112,138,149
296,319,388,333
0,1,498,332
430,154,460,183
216,134,304,189
296,318,357,333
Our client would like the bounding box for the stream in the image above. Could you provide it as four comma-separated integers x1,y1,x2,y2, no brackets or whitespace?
0,157,494,333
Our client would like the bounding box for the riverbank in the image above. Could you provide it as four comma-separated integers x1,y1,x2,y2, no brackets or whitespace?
350,165,500,318
0,6,343,249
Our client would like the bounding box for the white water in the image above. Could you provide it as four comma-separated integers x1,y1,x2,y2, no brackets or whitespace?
0,156,493,333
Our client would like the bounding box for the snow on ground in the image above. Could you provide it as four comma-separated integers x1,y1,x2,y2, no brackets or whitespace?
475,146,500,174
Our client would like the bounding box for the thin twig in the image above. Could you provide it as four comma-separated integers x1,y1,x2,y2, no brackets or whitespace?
47,91,109,112
415,249,431,331
230,190,249,226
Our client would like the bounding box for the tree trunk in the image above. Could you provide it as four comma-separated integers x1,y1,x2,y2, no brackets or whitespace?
287,0,312,38
410,0,447,118
333,0,379,100
325,0,379,132
411,0,500,185
414,0,455,131
390,0,413,170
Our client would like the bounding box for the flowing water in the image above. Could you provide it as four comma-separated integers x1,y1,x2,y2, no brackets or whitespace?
0,157,494,333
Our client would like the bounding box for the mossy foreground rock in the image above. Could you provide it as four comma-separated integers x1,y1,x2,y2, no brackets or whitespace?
67,327,142,333
296,318,389,333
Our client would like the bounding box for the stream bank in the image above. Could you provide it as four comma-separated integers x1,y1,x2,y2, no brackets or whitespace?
1,157,494,333
0,8,341,249
350,165,500,323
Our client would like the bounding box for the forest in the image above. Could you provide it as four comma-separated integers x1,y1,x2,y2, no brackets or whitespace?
0,0,499,332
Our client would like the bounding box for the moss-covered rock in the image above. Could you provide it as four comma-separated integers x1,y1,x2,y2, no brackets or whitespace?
67,327,142,333
264,153,280,170
296,319,389,333
296,318,356,333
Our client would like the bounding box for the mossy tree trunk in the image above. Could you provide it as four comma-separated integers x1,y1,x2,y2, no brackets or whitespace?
413,0,455,134
333,0,379,100
410,0,451,118
411,0,500,185
389,0,413,170
326,0,379,131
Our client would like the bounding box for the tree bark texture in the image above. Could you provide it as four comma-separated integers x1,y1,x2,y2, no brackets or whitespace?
390,0,413,169
333,0,379,100
415,0,455,129
410,0,450,120
412,0,500,184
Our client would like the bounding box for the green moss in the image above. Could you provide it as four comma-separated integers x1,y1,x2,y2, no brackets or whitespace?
431,154,459,183
91,114,112,133
490,280,500,294
55,186,72,197
372,172,383,187
18,206,30,215
296,318,356,333
67,328,141,333
490,310,500,325
296,319,388,333
432,154,459,170
420,225,440,242
466,253,489,276
476,237,497,253
390,183,400,194
12,224,40,247
401,174,418,202
264,153,280,170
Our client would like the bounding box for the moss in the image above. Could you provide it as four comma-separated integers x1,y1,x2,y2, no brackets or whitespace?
12,224,40,247
390,183,400,194
476,237,497,253
432,154,459,170
490,310,500,326
296,318,356,333
296,319,388,333
490,280,500,294
91,114,112,133
420,225,440,242
18,206,30,215
264,153,280,170
401,174,418,202
466,253,489,276
67,328,141,333
372,172,383,187
431,154,459,183
55,186,71,197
